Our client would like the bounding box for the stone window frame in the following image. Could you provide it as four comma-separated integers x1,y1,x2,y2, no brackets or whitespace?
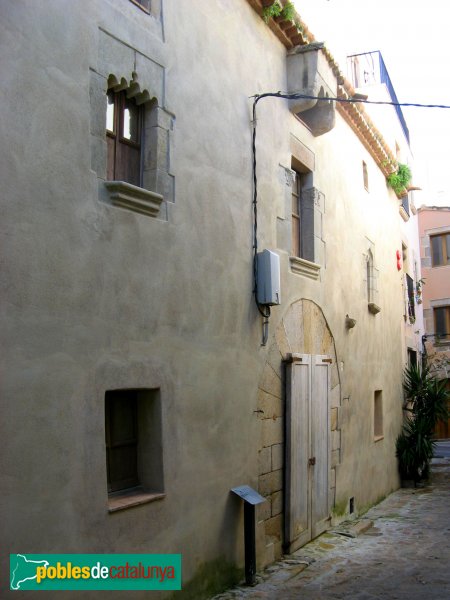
287,158,325,281
364,240,380,314
90,30,175,220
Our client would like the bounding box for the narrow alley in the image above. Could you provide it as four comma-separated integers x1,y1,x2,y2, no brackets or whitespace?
213,444,450,600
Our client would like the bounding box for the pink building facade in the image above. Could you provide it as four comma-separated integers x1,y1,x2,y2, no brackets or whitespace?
418,205,450,437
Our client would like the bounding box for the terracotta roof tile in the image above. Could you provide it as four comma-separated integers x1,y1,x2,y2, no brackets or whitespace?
245,0,398,175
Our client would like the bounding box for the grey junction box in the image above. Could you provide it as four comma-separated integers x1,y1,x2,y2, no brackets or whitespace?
257,250,281,306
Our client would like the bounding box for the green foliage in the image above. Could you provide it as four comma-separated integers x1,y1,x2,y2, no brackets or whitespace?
386,163,412,195
262,1,296,24
281,1,296,22
396,419,435,481
262,1,282,22
396,364,449,482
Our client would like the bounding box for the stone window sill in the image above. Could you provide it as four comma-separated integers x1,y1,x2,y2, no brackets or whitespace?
374,435,384,443
108,487,165,513
105,181,163,218
290,256,320,280
368,302,381,315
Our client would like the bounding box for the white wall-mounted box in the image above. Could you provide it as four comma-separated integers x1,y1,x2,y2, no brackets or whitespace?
257,250,281,306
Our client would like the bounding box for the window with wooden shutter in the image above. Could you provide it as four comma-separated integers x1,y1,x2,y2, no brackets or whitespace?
434,306,450,338
106,90,142,187
431,233,450,267
104,388,165,510
105,390,139,493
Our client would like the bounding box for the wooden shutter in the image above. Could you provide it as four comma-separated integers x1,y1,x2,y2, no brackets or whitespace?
105,391,139,493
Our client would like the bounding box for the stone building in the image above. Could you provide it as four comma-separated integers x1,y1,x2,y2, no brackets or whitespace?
1,0,423,597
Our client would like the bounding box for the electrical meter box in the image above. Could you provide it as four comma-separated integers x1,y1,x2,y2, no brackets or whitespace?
257,250,281,306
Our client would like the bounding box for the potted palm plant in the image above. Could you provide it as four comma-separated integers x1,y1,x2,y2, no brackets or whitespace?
396,364,449,485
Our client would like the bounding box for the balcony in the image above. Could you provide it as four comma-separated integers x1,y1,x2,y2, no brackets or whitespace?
286,43,337,136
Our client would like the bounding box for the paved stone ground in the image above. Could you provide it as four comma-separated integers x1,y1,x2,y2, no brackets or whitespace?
212,455,450,600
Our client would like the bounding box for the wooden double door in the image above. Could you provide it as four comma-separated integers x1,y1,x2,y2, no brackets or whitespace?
285,354,331,552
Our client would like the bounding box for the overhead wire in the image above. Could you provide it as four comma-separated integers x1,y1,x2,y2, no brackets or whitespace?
251,90,450,328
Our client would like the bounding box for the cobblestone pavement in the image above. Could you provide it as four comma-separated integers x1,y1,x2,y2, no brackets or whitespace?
212,456,450,600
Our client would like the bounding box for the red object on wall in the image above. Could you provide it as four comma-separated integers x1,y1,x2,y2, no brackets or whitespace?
396,250,402,271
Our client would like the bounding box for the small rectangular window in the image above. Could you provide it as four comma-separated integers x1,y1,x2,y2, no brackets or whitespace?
407,349,417,367
106,90,142,186
105,388,164,508
105,390,139,492
431,234,450,267
434,306,450,339
363,161,369,191
406,274,415,320
374,390,383,440
290,166,316,263
401,195,410,216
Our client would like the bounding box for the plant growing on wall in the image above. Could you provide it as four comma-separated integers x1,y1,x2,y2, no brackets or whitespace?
386,163,412,195
262,1,296,24
396,364,449,483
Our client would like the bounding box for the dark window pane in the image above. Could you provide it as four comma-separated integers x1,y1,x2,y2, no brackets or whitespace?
446,234,450,263
406,274,415,318
431,236,444,266
107,392,137,444
105,390,139,492
435,308,448,336
108,445,139,491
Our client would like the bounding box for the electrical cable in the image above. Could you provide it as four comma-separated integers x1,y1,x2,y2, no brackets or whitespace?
250,91,450,110
251,90,450,339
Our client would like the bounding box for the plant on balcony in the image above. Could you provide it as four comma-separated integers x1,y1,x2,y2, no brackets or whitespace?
387,163,412,195
416,278,425,304
262,1,296,24
396,364,449,483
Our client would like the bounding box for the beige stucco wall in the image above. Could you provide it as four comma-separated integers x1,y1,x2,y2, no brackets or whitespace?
1,1,412,597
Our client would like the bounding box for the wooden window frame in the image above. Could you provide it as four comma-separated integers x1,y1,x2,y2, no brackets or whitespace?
431,233,450,267
106,90,143,187
291,171,301,258
434,306,450,338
